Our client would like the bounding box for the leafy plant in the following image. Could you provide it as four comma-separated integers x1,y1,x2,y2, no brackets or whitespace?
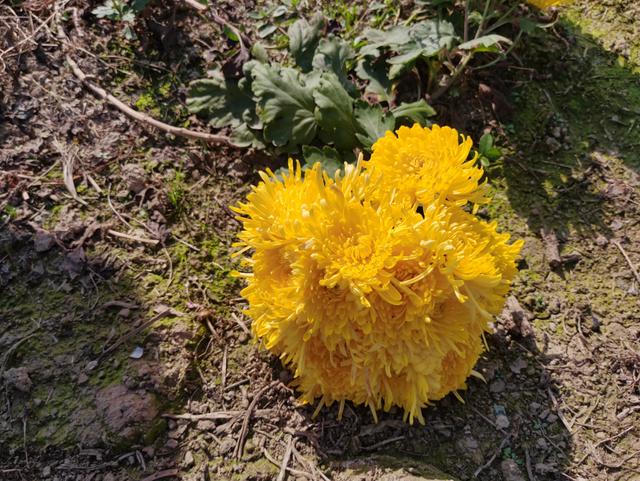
187,15,436,168
92,0,150,39
477,132,502,167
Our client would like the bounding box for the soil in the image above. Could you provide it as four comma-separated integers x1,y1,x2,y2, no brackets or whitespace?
1,1,639,481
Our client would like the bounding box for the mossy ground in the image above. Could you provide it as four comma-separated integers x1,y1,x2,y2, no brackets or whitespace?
1,1,639,480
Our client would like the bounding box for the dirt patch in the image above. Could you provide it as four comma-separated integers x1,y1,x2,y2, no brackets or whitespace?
1,1,639,480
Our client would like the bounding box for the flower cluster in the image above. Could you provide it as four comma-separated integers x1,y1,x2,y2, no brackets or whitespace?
233,124,523,424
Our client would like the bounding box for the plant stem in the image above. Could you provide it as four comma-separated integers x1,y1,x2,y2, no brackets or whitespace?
483,3,519,35
463,0,470,42
474,0,493,39
431,52,473,101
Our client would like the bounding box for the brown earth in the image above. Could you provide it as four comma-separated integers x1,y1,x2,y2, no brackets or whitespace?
1,1,639,481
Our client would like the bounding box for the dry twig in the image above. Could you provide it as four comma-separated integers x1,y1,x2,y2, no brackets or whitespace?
233,381,279,459
65,55,232,145
277,435,294,481
163,408,277,422
139,469,180,481
612,240,640,286
473,436,510,478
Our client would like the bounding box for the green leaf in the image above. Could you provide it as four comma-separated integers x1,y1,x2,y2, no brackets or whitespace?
478,133,493,154
391,99,436,125
230,123,266,149
312,73,357,151
251,42,269,63
387,48,425,65
223,25,240,42
130,0,150,12
363,20,456,80
486,147,501,160
258,24,278,38
519,17,539,34
361,25,412,57
312,37,356,94
251,63,318,147
302,145,343,176
457,34,512,51
354,102,395,150
409,20,456,55
187,71,256,129
355,58,393,103
288,14,325,72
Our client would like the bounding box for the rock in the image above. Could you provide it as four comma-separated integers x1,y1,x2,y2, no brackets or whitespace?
165,438,178,450
3,367,32,393
501,459,526,481
95,385,158,443
218,438,236,455
595,234,608,247
509,358,528,374
182,450,195,468
458,436,483,465
60,247,85,279
501,296,534,338
34,229,55,252
121,164,147,194
489,380,505,394
496,414,510,429
42,466,51,477
545,137,561,153
196,419,216,431
77,373,89,384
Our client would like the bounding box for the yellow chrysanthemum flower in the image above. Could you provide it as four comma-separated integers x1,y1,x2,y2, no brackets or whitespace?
527,0,569,8
366,124,488,208
233,125,523,424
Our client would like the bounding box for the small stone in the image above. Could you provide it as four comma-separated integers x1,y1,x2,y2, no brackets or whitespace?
545,137,561,153
218,438,235,455
142,446,155,457
595,235,608,247
3,367,32,393
501,459,526,481
182,450,194,468
196,420,216,431
546,413,558,423
490,380,505,394
496,414,510,429
42,466,51,477
77,373,89,384
34,229,55,252
536,438,548,450
509,358,528,374
165,438,178,449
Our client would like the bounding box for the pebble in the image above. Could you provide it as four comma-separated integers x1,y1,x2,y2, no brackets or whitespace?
165,439,178,450
501,459,526,481
182,450,195,468
490,379,505,394
218,438,235,455
496,414,510,429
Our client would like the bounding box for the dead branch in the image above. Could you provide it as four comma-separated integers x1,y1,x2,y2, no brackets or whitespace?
613,240,640,286
233,380,279,460
65,55,232,146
